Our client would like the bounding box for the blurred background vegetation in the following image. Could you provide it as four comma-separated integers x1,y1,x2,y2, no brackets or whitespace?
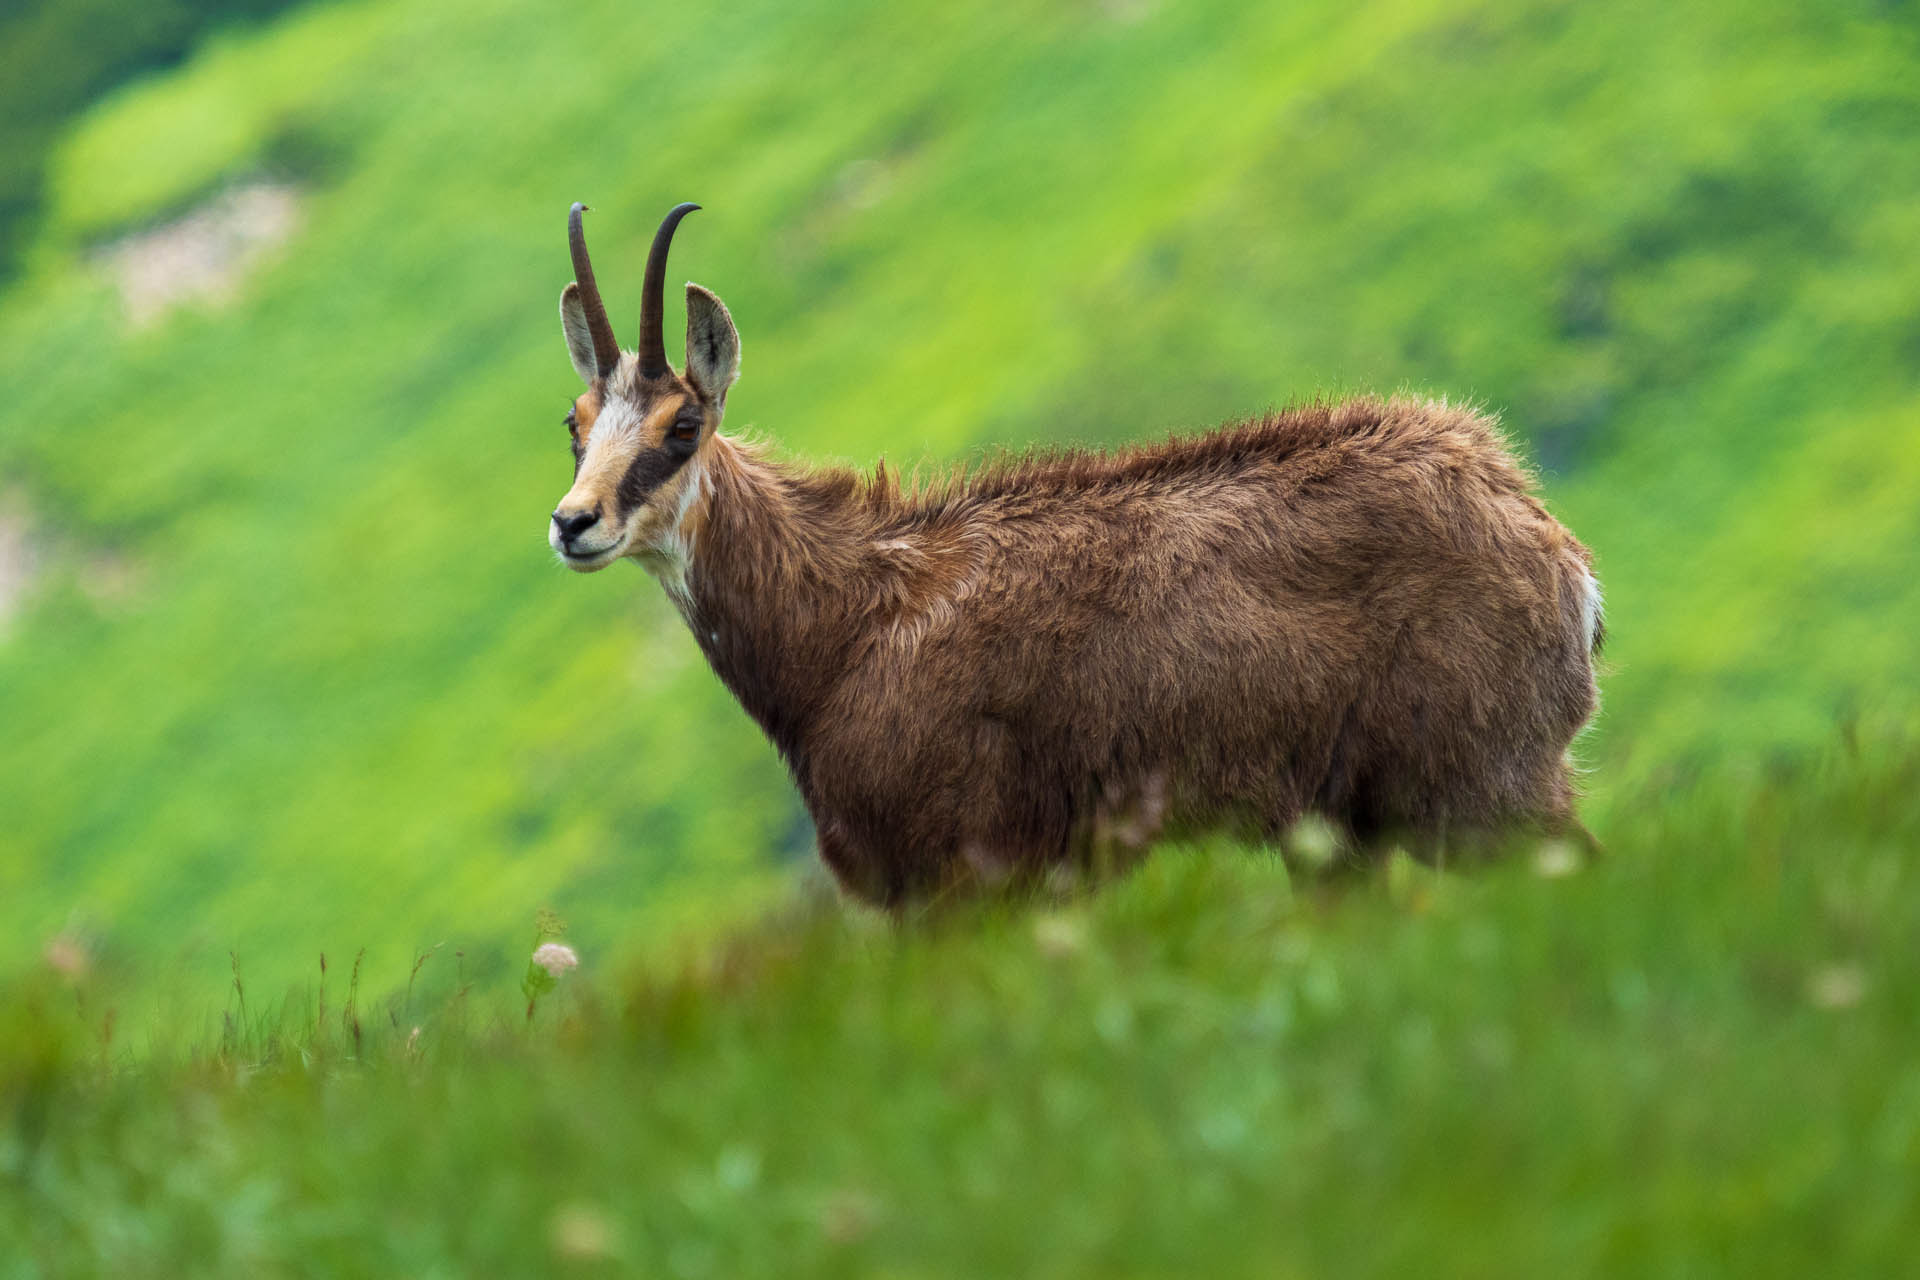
3,0,1919,1270
0,0,305,283
1,0,1917,1012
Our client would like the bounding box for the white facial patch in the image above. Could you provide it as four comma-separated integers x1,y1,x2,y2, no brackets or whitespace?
553,399,647,561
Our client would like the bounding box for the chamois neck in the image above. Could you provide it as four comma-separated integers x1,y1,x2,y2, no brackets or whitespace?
671,436,874,760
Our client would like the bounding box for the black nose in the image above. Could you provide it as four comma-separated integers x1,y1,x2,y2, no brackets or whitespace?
552,507,600,543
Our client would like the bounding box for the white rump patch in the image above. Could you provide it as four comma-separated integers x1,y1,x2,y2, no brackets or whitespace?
1578,565,1604,652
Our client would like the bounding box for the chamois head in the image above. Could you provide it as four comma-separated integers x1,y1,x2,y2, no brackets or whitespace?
549,202,740,572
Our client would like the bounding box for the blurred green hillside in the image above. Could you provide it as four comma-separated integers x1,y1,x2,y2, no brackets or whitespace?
2,0,1918,1010
0,0,304,281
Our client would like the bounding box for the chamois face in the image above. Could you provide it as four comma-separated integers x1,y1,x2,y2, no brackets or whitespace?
549,283,740,573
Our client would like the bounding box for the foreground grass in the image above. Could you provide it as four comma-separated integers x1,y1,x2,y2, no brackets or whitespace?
5,736,1916,1277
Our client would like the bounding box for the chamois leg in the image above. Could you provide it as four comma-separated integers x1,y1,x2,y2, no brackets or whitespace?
1530,760,1605,863
1080,768,1171,886
1271,807,1377,884
886,836,1065,924
1410,817,1450,870
1535,806,1605,865
1395,809,1527,870
812,814,909,911
1564,819,1605,860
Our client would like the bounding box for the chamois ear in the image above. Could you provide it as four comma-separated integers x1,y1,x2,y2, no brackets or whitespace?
684,283,740,409
559,283,601,385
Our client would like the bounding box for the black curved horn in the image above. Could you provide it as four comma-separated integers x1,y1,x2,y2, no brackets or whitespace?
568,202,621,376
638,202,701,379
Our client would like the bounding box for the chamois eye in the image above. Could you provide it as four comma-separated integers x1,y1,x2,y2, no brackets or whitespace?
563,406,578,430
670,415,699,442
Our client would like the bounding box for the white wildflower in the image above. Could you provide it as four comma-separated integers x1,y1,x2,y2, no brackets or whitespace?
549,1202,617,1261
43,934,90,981
532,942,580,978
1286,815,1341,870
1532,840,1581,879
1807,963,1866,1010
1032,914,1087,958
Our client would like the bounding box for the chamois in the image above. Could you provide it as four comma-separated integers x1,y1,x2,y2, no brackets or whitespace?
547,203,1602,907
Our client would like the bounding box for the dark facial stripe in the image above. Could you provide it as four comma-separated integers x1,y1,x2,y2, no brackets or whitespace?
615,443,694,518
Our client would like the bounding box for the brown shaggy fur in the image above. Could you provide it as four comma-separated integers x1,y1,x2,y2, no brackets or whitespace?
549,207,1598,906
665,396,1600,906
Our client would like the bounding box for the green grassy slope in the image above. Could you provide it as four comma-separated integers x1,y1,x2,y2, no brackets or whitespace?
0,0,306,281
2,0,1918,1011
5,738,1917,1275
